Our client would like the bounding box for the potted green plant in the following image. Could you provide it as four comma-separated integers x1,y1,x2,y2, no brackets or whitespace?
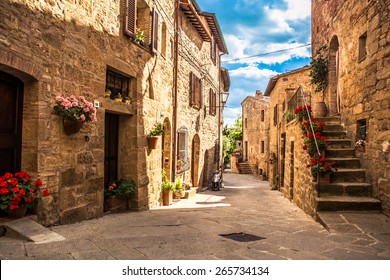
147,122,164,149
173,177,184,199
135,28,145,45
162,181,174,206
309,45,329,117
104,179,136,212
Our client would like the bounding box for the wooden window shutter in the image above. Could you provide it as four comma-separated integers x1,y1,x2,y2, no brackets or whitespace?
199,79,203,109
213,90,217,115
190,72,195,106
209,89,212,115
211,37,216,64
151,8,159,53
124,0,137,37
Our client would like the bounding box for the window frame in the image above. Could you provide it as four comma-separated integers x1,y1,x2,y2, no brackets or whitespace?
189,72,203,110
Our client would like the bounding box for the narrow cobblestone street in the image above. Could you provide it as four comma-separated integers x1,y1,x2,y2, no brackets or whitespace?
1,173,390,260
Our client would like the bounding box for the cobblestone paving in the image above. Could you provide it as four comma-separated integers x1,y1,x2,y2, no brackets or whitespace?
1,173,390,260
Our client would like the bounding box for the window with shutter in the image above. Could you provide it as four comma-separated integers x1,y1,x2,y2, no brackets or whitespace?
124,0,137,37
211,36,216,65
209,89,212,115
213,90,217,115
198,79,203,109
177,127,189,172
151,8,159,53
189,72,196,106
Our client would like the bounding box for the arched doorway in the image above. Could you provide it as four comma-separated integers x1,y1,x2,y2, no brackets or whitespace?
191,134,200,188
329,35,340,115
162,118,171,180
0,71,23,175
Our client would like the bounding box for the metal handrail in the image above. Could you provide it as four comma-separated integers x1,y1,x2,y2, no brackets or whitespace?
299,86,321,158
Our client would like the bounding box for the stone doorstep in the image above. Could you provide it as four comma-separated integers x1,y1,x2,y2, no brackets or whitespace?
182,188,197,199
1,217,65,244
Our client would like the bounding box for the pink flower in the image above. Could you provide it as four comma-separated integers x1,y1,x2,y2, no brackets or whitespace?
80,114,86,121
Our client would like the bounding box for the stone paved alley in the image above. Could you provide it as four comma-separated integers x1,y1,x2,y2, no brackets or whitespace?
1,173,390,260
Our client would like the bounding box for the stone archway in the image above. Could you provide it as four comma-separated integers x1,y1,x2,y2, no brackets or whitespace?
328,35,340,115
162,118,172,180
191,134,200,188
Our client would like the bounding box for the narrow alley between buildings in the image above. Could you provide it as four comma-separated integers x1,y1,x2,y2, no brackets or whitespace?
1,172,390,260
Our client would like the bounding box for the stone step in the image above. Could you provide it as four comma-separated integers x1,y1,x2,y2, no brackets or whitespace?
316,196,382,211
1,217,65,244
328,139,352,149
326,148,356,158
316,117,341,124
317,182,373,197
321,130,347,139
323,124,344,132
327,157,361,168
331,168,366,183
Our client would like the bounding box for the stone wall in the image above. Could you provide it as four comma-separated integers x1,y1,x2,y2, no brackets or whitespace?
266,67,316,215
175,11,221,188
312,0,390,215
0,0,225,224
242,94,270,177
0,0,175,224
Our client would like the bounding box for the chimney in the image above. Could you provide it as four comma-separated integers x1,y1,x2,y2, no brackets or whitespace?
255,90,263,98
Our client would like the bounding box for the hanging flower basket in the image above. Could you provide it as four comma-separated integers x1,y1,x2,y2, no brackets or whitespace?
62,117,84,136
147,136,159,149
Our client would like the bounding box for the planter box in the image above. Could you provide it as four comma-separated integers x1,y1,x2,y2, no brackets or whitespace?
104,195,128,212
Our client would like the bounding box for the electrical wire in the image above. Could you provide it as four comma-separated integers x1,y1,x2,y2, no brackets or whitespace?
221,43,311,64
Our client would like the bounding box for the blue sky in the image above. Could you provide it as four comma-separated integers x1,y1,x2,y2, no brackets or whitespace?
197,0,312,125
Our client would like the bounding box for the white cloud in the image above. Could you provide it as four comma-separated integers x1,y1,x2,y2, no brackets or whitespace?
230,66,278,80
264,0,311,33
223,107,242,126
223,37,311,65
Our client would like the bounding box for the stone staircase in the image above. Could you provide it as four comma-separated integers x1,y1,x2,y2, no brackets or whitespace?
238,162,253,174
315,116,381,212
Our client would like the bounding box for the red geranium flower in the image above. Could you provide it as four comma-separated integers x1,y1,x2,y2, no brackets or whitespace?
320,157,327,162
302,145,307,150
25,198,32,203
324,164,330,169
19,190,26,196
9,178,19,186
0,181,7,188
308,132,314,139
0,188,10,195
35,179,43,187
43,189,50,197
12,187,20,193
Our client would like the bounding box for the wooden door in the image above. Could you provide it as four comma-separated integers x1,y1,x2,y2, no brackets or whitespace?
104,113,119,186
0,71,23,175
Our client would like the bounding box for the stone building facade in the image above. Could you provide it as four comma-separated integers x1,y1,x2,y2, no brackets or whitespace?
264,66,317,215
0,0,227,225
312,0,390,215
241,90,270,177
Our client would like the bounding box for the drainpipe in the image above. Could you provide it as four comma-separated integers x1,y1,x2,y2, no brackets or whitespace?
217,54,222,172
172,0,180,181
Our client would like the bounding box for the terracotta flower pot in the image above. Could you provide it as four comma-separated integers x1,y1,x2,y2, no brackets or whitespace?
318,173,331,184
147,136,159,149
313,102,327,118
163,189,173,206
62,117,84,135
8,205,27,219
